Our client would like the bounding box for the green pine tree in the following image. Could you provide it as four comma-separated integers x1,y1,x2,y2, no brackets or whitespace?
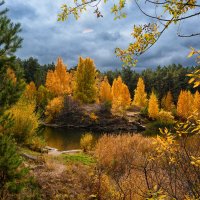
0,134,28,195
0,1,25,112
0,1,22,58
0,114,28,196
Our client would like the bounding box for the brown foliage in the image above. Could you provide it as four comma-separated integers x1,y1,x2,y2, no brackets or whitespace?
95,131,200,199
95,134,154,199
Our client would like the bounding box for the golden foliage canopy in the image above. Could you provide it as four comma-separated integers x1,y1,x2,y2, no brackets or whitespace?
177,90,194,119
148,91,159,119
99,76,112,103
46,57,72,96
74,57,97,103
132,77,148,108
111,76,131,114
193,90,200,119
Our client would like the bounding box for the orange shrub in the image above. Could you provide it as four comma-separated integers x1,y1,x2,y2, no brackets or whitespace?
95,134,154,199
95,134,153,173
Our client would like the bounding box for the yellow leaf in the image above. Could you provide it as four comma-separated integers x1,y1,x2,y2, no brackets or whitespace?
194,82,200,88
187,50,194,58
188,78,195,84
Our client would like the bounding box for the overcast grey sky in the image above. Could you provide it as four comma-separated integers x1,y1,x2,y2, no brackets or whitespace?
5,0,200,71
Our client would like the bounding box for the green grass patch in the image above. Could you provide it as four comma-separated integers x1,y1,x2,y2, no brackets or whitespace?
61,153,96,165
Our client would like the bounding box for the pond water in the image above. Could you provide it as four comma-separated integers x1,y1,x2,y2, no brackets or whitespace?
43,127,103,151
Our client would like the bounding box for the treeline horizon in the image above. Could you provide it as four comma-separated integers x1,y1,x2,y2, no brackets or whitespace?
17,56,200,103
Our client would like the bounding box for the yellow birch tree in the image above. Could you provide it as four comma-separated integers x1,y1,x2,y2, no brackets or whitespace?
74,57,97,103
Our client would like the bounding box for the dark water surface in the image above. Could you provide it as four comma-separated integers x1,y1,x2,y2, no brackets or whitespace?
43,127,102,151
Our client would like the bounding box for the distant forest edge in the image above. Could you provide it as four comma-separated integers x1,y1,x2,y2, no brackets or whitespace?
18,57,200,103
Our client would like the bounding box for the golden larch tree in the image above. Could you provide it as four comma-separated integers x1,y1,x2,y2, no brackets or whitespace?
111,76,131,114
148,91,159,119
132,77,148,108
187,91,194,112
74,57,97,103
45,57,71,96
177,90,186,118
68,69,76,92
46,70,57,93
177,90,194,119
99,76,112,103
161,91,174,111
192,90,200,119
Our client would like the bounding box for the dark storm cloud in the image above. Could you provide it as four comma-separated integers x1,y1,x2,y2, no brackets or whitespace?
4,0,200,71
7,3,36,19
99,32,121,41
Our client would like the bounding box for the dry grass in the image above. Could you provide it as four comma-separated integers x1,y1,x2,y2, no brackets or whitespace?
94,133,200,199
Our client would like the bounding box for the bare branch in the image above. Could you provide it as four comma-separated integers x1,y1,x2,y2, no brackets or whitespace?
177,32,200,37
146,0,200,7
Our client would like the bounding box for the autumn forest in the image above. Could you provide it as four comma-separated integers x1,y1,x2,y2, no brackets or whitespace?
1,0,200,200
